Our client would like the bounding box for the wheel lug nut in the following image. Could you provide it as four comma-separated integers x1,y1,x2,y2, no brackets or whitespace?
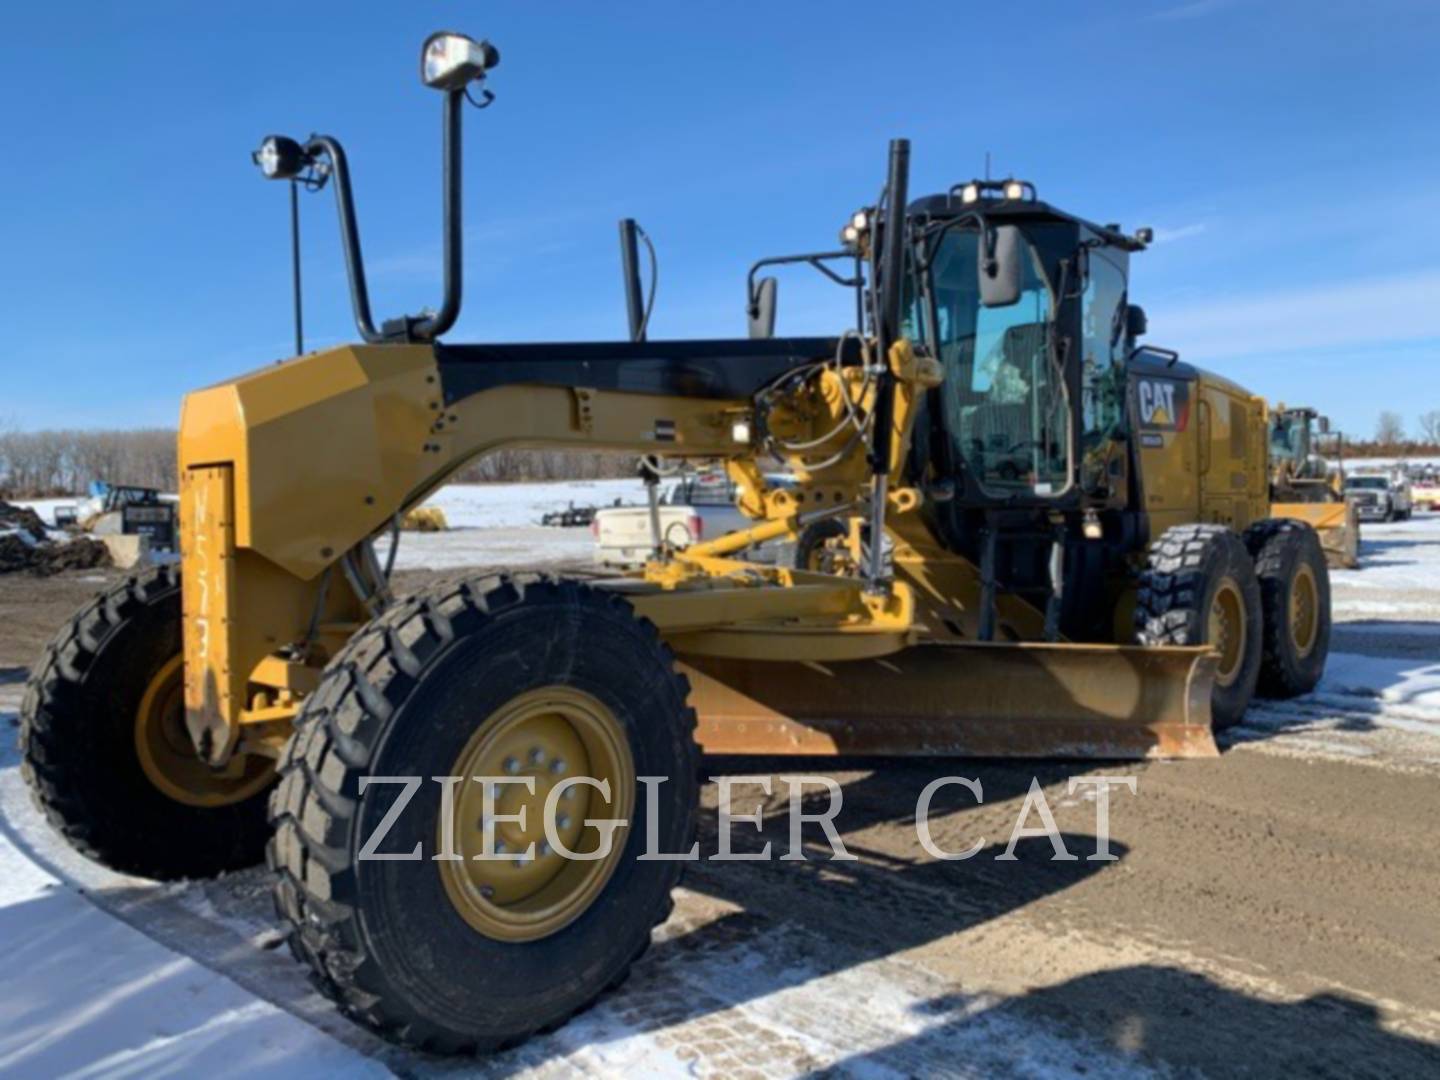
529,747,545,765
550,758,566,774
539,841,552,856
495,839,508,854
557,814,571,829
503,756,520,775
480,884,495,899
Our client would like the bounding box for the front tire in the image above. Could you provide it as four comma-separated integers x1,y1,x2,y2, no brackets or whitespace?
1135,525,1263,730
1244,519,1331,698
19,566,274,878
269,574,698,1053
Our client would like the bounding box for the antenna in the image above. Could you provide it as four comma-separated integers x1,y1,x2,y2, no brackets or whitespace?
985,151,991,181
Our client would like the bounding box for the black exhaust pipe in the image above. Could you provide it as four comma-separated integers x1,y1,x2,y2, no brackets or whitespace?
868,137,911,479
864,137,910,590
619,218,647,342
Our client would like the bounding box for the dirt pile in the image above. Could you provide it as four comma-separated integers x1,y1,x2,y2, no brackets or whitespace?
0,502,112,576
0,502,48,538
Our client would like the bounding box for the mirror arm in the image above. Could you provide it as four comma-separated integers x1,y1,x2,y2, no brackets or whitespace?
744,250,860,316
411,89,465,342
304,135,383,344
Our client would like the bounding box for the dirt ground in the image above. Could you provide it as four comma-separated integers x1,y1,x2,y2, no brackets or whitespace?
4,563,1439,1076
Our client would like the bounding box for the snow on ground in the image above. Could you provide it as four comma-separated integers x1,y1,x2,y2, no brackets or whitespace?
13,498,79,528
1,496,1438,1075
1331,514,1440,598
1231,511,1440,771
0,832,387,1079
22,482,654,573
1236,650,1440,773
420,479,645,530
0,680,388,1079
382,480,652,571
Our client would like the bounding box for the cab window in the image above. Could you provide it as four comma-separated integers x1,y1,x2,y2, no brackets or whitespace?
1080,250,1128,446
923,228,1070,497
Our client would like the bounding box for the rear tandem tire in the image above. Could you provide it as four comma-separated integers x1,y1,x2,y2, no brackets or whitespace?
268,574,699,1054
19,566,274,879
1135,524,1263,731
1244,518,1331,698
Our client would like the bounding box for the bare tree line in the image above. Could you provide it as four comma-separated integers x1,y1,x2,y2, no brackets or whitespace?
0,428,178,497
453,450,638,484
1361,409,1440,458
0,426,636,497
11,409,1428,498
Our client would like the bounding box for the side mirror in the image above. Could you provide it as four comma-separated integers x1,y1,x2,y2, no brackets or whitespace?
748,277,777,339
1318,416,1331,434
1126,303,1148,339
979,225,1023,308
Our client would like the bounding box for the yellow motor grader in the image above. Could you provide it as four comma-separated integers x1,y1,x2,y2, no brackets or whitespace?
1267,404,1360,568
20,31,1332,1053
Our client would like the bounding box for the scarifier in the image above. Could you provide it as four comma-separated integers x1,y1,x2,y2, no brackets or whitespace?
20,31,1332,1053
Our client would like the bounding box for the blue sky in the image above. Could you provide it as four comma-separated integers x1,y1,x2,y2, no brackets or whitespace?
2,1,1437,438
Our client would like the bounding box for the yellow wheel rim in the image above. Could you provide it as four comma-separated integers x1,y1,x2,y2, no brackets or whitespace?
1207,578,1247,688
1289,562,1319,658
133,655,273,808
438,687,634,943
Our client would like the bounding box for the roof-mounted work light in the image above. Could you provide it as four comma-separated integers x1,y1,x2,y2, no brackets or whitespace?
252,135,311,181
421,31,500,93
250,135,331,356
956,179,1037,205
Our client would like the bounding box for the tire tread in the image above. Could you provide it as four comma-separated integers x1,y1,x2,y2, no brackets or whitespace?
267,573,698,1054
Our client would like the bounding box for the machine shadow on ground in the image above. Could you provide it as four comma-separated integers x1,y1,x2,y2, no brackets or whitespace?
817,966,1440,1076
500,761,1130,1055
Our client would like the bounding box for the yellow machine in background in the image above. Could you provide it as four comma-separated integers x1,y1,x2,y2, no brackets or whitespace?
1267,404,1360,568
21,30,1333,1055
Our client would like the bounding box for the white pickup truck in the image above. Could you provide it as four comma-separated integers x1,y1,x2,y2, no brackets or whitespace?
1344,472,1412,522
592,474,788,569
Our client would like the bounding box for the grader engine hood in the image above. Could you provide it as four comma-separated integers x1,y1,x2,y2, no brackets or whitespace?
181,345,440,579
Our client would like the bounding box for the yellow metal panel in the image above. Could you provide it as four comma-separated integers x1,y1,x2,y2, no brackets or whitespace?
180,465,239,760
1195,379,1268,529
179,343,754,582
1135,402,1199,534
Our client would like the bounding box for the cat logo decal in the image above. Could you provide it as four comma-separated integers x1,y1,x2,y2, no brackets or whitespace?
1136,377,1190,432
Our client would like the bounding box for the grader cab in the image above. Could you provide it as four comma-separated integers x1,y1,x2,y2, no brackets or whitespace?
21,30,1332,1054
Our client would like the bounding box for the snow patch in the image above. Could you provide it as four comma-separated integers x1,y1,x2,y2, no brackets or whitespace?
0,819,388,1078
